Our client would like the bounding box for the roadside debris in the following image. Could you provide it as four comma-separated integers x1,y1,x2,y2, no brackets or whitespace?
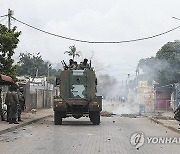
31,109,37,114
100,111,113,117
121,114,137,118
152,115,174,120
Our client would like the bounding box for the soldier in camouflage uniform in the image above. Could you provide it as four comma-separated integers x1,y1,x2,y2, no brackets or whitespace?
79,59,90,70
0,89,5,121
68,59,74,69
17,88,25,122
5,90,11,122
5,85,19,124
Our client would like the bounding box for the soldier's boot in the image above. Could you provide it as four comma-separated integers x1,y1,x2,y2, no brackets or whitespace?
9,118,13,124
18,117,23,122
1,116,5,121
13,118,19,124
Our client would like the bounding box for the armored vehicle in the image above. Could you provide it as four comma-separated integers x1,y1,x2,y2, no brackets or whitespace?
53,60,102,125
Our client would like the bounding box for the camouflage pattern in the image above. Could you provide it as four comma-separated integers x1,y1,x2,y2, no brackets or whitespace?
0,98,2,116
5,91,19,120
17,91,25,120
0,92,4,120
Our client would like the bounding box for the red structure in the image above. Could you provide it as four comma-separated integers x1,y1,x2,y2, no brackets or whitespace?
0,74,14,85
155,93,171,110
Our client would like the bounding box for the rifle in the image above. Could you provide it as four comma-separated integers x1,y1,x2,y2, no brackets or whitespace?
61,60,68,70
90,60,91,68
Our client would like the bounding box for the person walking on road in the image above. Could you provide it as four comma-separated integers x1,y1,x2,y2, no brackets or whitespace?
5,85,19,124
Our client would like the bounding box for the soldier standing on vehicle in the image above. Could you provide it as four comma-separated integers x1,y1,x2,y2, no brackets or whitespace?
73,61,78,69
0,89,5,121
17,88,25,122
68,59,74,69
5,85,19,124
79,58,89,70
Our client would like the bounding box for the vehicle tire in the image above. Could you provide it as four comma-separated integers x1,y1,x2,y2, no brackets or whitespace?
89,111,100,125
54,111,62,125
174,108,180,121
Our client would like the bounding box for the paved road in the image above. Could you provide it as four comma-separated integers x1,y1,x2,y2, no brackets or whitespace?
0,116,179,154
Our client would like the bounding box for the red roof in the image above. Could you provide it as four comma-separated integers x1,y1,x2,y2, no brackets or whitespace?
0,74,14,85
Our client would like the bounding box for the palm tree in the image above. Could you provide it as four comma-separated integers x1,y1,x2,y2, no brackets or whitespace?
64,45,80,60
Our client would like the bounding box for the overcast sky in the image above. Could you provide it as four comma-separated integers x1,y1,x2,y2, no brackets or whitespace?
1,0,180,81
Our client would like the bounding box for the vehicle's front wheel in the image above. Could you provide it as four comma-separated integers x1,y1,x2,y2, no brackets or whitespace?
54,111,62,125
89,111,100,125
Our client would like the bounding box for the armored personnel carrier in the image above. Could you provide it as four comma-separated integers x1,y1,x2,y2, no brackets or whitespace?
53,60,102,125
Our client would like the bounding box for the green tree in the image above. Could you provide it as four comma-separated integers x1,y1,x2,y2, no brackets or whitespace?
17,52,47,77
156,40,180,61
155,40,180,85
138,40,180,85
64,45,80,60
0,24,21,78
17,52,61,82
49,68,61,78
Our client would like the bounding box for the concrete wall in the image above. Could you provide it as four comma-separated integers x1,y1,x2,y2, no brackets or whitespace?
24,82,54,111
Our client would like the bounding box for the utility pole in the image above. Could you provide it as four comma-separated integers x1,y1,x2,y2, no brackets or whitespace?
47,64,51,78
47,66,49,78
8,9,13,30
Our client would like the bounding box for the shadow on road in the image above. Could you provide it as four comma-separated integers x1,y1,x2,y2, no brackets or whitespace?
40,117,100,126
61,120,94,126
